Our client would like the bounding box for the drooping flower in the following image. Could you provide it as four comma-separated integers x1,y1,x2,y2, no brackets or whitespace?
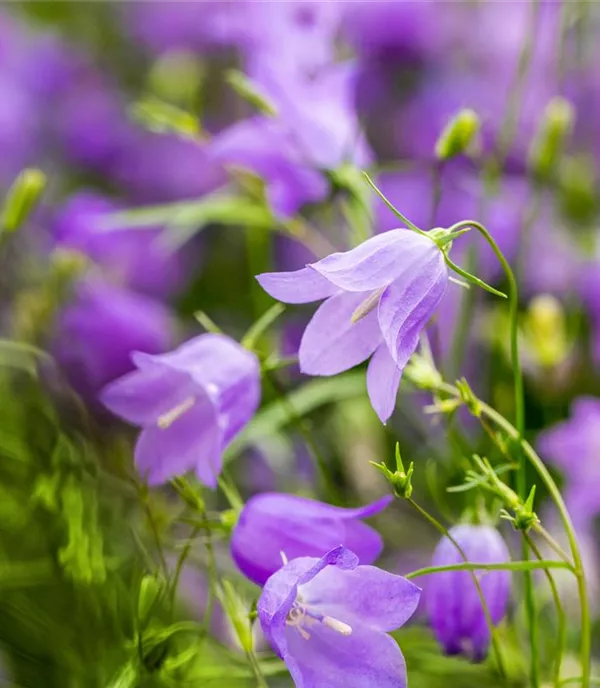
426,524,511,660
231,493,392,585
258,545,421,688
256,229,448,422
54,277,173,399
101,333,260,487
537,397,600,529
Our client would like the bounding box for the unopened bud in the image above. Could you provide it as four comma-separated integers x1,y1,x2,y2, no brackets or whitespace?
529,97,574,180
1,168,46,234
524,294,569,367
435,109,480,161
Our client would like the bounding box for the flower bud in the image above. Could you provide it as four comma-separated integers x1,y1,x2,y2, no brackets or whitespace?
1,168,46,234
426,524,511,660
529,98,574,180
435,109,480,161
523,294,569,368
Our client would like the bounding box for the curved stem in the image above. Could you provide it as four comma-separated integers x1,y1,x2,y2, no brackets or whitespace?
405,559,571,580
407,499,507,676
433,381,591,688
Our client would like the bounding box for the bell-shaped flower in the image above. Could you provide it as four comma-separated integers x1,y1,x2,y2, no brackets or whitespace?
231,493,392,585
426,524,511,660
258,546,421,688
101,333,260,487
257,229,448,422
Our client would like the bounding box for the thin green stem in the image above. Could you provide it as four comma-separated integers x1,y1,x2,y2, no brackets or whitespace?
407,499,507,677
170,524,201,612
405,559,571,580
525,533,566,688
431,380,591,688
246,650,269,688
533,522,575,569
362,171,425,234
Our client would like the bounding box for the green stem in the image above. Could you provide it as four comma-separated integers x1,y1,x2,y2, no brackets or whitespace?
533,522,575,568
407,499,507,677
432,381,591,688
525,533,566,688
405,559,571,580
246,650,269,688
170,524,201,613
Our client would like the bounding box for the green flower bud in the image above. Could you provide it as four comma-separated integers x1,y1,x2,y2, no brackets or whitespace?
435,109,480,161
1,168,46,234
523,294,569,368
529,97,574,180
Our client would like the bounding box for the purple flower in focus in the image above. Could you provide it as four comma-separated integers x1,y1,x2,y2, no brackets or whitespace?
426,524,511,660
258,545,421,688
52,191,188,299
231,493,392,585
538,397,600,529
257,229,448,422
54,278,173,399
101,333,260,487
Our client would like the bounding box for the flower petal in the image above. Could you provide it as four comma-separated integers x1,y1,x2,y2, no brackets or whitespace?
367,344,402,423
302,564,421,633
256,267,338,304
285,623,407,688
378,251,447,363
100,360,194,426
299,291,382,375
134,394,222,487
309,230,436,292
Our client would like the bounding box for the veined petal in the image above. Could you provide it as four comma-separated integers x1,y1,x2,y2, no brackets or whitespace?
134,393,222,487
302,564,421,633
378,252,448,363
100,361,195,426
256,267,338,304
367,344,402,423
299,291,382,375
285,623,408,688
309,230,436,292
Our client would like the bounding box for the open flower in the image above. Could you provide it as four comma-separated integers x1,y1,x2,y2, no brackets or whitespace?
231,493,392,585
258,545,421,688
101,333,260,487
257,229,448,422
426,524,511,660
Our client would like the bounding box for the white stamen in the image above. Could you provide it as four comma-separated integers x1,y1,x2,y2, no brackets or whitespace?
280,551,289,566
350,287,386,324
322,616,353,636
157,396,195,429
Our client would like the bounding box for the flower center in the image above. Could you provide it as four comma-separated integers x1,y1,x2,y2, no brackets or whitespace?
157,396,196,429
350,287,386,324
285,596,352,641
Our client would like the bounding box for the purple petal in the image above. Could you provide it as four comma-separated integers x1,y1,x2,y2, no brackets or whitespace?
256,267,338,304
378,251,447,363
285,623,407,688
299,291,382,375
367,344,402,423
309,230,436,292
100,361,194,426
258,547,358,656
302,564,421,633
231,494,391,585
135,395,222,487
147,334,261,447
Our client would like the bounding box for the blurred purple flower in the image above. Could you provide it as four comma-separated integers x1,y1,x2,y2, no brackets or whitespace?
579,260,600,364
426,524,511,660
52,191,188,299
538,397,600,529
210,62,369,218
258,545,421,688
101,333,260,487
231,493,392,585
54,278,173,399
257,229,448,422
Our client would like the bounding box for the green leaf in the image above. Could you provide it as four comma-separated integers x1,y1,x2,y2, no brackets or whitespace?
225,373,366,461
226,69,278,116
130,98,201,139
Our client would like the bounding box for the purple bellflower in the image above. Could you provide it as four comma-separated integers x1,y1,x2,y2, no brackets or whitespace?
538,397,600,529
258,545,421,688
426,524,511,660
256,229,448,422
101,333,260,488
231,493,392,585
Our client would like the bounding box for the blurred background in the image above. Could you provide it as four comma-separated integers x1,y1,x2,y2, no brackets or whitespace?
0,1,599,686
